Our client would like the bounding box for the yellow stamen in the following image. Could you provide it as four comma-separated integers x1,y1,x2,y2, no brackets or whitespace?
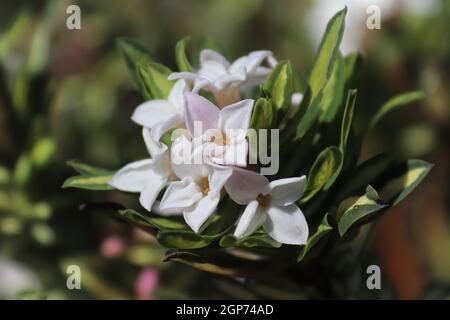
199,177,210,196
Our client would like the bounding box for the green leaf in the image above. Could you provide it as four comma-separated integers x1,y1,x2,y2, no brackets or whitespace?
137,61,173,99
63,161,114,191
343,52,362,85
250,97,274,130
119,209,187,231
319,52,345,123
338,185,387,236
293,7,347,140
370,91,426,129
339,89,357,152
118,209,156,231
62,174,114,191
309,7,347,100
322,89,357,190
66,160,111,175
117,38,173,99
380,159,432,206
175,36,193,72
157,230,215,249
301,147,342,203
297,214,333,262
220,232,282,249
264,61,293,111
294,90,323,139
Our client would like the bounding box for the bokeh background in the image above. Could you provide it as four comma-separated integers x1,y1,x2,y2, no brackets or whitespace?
0,0,448,299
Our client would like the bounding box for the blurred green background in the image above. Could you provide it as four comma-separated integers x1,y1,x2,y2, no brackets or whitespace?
0,0,448,299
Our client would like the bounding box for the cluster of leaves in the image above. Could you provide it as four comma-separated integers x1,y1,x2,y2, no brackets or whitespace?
64,8,431,277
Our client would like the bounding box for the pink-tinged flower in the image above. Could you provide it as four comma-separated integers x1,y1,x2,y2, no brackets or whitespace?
135,267,159,300
109,129,175,211
169,50,272,107
159,161,232,233
225,167,309,245
183,92,253,167
132,79,187,141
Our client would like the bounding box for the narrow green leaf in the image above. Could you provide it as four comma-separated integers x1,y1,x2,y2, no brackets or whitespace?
340,89,357,152
294,89,323,139
66,160,111,175
338,185,387,236
64,161,114,190
157,230,214,249
220,232,282,249
119,209,156,231
319,52,345,123
119,209,187,231
343,52,363,84
380,159,432,205
300,147,342,203
309,7,347,100
175,36,193,72
297,214,332,262
264,61,293,111
62,174,114,191
370,91,426,129
322,89,357,190
294,7,347,139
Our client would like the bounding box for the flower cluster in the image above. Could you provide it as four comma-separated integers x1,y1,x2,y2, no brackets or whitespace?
109,49,309,245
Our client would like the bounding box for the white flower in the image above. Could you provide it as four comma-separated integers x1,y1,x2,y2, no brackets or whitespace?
225,167,309,245
159,160,232,233
169,49,273,107
131,79,188,141
182,92,253,167
109,129,175,211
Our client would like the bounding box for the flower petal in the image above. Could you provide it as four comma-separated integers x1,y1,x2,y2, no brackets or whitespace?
266,176,307,206
234,200,266,238
168,71,201,83
151,114,183,141
160,179,202,210
211,139,248,167
200,49,230,68
263,204,309,245
109,159,154,192
219,99,254,132
225,167,269,205
139,176,167,211
184,92,220,138
183,193,220,233
151,201,183,216
243,50,273,74
168,79,187,114
131,100,176,128
240,66,272,91
208,164,232,193
143,128,167,158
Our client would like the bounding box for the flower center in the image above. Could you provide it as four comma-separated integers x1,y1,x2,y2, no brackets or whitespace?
209,130,227,146
256,194,271,208
199,177,210,196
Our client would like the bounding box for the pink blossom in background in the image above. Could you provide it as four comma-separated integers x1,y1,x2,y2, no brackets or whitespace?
100,235,125,258
135,267,159,300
